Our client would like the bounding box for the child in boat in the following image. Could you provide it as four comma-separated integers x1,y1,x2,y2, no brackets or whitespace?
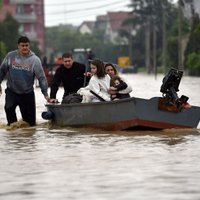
77,59,111,102
110,75,131,100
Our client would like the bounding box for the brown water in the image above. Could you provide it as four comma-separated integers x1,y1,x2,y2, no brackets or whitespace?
0,74,200,200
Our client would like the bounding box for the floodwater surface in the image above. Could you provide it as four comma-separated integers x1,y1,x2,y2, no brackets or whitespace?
0,74,200,200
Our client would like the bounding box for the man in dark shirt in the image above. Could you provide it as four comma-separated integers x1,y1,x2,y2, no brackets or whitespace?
49,52,87,103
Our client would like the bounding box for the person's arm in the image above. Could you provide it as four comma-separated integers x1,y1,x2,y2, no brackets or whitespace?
115,80,128,91
0,55,9,84
33,57,49,100
0,55,10,97
118,78,132,94
79,63,91,87
84,71,92,86
0,84,2,96
50,67,62,100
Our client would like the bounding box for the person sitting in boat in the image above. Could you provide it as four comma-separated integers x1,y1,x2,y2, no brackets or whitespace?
105,63,132,98
49,52,89,103
110,75,131,100
77,59,111,102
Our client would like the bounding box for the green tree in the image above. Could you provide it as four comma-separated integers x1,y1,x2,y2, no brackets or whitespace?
0,13,19,52
163,5,190,71
45,27,125,64
185,52,200,76
123,0,177,72
0,41,7,63
184,14,200,75
30,41,41,57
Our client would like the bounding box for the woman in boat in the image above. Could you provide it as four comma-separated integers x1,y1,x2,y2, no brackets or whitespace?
78,59,111,102
104,63,132,99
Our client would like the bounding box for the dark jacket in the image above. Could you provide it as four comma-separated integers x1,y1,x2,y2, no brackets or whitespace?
112,80,130,100
50,62,86,98
115,80,128,91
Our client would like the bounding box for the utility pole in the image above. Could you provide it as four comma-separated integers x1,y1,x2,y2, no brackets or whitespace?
129,28,133,66
178,0,183,70
162,8,167,73
153,22,157,79
145,19,151,73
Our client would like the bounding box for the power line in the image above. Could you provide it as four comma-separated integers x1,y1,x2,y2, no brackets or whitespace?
45,0,119,7
44,0,131,26
46,12,131,24
45,0,129,15
46,5,131,21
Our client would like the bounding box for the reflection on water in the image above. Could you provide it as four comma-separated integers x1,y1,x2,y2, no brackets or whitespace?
0,74,200,200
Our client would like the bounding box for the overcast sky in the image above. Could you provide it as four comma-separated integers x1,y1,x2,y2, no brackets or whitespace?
44,0,132,27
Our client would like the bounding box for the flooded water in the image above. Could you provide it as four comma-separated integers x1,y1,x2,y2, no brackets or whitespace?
0,73,200,200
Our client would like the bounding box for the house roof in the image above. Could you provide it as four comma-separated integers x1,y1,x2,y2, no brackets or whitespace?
79,21,95,30
78,20,95,34
107,11,131,31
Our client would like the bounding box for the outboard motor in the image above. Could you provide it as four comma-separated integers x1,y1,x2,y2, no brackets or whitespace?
160,68,189,110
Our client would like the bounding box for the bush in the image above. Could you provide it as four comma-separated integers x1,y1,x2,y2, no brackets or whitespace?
185,52,200,76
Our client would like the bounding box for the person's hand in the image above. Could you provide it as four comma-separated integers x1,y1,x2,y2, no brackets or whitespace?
48,98,59,103
108,87,117,95
45,96,50,102
44,96,58,103
110,86,117,90
0,84,2,96
84,72,92,77
108,88,117,95
112,94,116,98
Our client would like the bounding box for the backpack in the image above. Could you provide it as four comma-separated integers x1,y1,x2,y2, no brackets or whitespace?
61,93,83,104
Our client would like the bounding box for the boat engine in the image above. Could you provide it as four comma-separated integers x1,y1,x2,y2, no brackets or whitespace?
160,68,189,110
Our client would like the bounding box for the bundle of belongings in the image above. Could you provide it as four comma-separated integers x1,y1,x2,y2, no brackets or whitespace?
61,93,83,104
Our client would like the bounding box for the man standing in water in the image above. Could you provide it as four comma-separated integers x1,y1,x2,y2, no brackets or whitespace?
0,36,49,126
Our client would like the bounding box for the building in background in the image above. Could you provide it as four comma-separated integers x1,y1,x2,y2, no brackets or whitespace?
78,21,94,34
0,0,45,54
78,11,133,44
104,11,131,43
95,14,107,31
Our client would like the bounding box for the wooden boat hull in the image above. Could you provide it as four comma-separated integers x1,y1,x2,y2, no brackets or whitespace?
44,97,200,130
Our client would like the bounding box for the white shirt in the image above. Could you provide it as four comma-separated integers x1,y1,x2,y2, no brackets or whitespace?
88,74,111,101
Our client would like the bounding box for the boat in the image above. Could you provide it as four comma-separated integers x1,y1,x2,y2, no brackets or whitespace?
42,68,200,130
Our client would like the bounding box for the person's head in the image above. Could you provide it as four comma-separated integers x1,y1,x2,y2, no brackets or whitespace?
17,36,30,56
105,63,118,78
114,79,120,86
90,59,105,78
111,75,121,87
62,52,74,68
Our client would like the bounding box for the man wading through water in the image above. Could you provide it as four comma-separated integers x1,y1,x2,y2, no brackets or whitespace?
0,36,49,126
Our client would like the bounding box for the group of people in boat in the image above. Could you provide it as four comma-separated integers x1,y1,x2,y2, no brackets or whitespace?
0,35,132,127
49,52,132,103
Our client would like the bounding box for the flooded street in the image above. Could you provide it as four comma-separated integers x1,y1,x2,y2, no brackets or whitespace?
0,73,200,200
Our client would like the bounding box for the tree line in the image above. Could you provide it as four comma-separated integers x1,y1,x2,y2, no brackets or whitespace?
1,0,200,76
0,14,41,63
